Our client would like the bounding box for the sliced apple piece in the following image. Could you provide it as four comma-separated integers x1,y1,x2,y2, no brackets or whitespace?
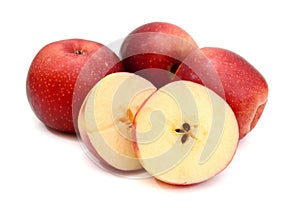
133,80,239,185
78,72,156,171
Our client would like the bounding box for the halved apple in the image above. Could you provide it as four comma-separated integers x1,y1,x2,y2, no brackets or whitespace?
78,72,156,171
133,80,239,185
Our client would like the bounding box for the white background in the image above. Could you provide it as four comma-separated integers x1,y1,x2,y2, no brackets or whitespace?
1,0,299,208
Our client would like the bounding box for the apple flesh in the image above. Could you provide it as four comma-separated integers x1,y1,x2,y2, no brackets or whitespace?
134,80,239,185
26,39,123,133
176,47,268,139
120,22,198,87
78,72,156,171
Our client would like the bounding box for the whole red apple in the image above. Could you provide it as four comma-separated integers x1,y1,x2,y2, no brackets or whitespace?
26,39,124,134
120,22,198,87
176,47,268,139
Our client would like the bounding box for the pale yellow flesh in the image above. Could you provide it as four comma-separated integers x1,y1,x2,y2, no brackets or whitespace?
134,81,239,184
78,72,156,171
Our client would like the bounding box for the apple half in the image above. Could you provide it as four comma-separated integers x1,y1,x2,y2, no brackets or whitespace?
78,72,156,171
133,80,239,185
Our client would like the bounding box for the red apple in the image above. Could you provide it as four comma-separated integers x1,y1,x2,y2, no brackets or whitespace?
26,39,124,134
176,47,269,139
120,22,198,87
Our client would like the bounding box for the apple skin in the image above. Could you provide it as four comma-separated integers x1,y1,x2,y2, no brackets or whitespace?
120,22,198,87
26,39,124,134
176,47,268,139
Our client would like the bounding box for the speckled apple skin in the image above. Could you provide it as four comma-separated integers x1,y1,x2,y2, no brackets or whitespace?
176,47,268,139
26,39,124,133
120,22,198,87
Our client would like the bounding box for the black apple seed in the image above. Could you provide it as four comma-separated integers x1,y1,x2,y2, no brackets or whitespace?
181,134,188,144
175,128,184,133
182,123,190,132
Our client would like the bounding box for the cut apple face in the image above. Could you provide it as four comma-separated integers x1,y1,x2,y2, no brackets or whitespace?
78,72,156,171
133,80,239,185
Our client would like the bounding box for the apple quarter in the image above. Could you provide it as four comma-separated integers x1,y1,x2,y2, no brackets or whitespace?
133,81,239,185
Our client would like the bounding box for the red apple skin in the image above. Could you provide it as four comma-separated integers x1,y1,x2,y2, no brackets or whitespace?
120,22,198,87
26,39,124,134
176,47,268,139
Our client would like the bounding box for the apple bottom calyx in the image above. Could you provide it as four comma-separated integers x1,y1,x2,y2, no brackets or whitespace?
75,50,85,55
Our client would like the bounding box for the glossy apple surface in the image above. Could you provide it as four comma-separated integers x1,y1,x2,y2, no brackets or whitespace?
176,47,268,139
120,22,198,87
26,39,123,133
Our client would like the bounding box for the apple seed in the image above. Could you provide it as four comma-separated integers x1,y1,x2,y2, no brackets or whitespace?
174,122,193,144
181,134,188,144
182,122,190,132
175,128,184,133
127,109,134,124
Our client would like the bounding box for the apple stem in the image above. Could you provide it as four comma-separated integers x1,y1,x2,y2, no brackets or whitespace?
169,63,180,74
